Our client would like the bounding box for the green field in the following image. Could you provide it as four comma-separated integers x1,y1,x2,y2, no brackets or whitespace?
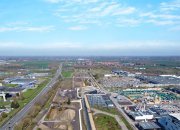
22,79,50,100
4,84,17,87
20,61,50,69
62,71,73,78
93,106,133,130
94,114,120,130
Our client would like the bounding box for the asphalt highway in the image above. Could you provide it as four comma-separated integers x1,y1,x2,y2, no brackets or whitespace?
0,64,62,130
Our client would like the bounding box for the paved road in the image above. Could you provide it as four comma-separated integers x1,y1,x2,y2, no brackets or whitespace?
110,96,138,130
82,98,92,130
0,64,62,130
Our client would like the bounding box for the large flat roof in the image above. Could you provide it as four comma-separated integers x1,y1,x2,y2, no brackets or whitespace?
170,113,180,120
139,122,161,129
0,86,24,92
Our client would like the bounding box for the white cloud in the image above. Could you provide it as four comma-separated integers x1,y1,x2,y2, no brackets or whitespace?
0,26,54,32
160,0,180,12
45,0,61,3
112,7,136,15
146,19,175,25
50,0,180,29
53,0,138,27
116,18,141,27
0,27,19,32
23,26,54,32
100,3,120,16
68,25,88,30
45,0,98,4
141,12,180,20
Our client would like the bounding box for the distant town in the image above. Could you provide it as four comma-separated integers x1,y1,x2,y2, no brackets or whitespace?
0,56,179,130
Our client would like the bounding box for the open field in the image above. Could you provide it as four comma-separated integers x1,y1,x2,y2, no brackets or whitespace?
4,84,17,87
62,71,73,78
94,114,120,130
23,78,50,100
90,68,111,79
20,61,50,69
60,78,73,89
93,106,133,130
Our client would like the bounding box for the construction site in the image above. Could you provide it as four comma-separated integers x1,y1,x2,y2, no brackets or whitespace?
35,74,82,130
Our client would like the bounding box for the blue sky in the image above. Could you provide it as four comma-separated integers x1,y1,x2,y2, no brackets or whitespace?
0,0,180,56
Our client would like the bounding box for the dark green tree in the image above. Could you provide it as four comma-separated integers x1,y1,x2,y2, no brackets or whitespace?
11,100,20,109
67,97,71,105
1,112,8,118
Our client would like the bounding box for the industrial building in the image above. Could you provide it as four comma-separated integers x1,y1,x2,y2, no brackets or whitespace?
138,122,161,130
0,86,24,101
158,113,180,130
129,111,154,121
3,78,37,88
149,106,168,117
28,73,49,79
86,94,114,108
168,87,180,94
81,86,98,94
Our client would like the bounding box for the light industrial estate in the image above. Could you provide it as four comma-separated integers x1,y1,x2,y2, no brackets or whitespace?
0,57,180,130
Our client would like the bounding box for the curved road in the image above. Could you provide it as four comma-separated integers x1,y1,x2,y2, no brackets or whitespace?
0,64,62,130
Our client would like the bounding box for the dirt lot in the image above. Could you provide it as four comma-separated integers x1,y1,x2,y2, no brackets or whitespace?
38,102,81,130
46,108,75,121
61,78,73,89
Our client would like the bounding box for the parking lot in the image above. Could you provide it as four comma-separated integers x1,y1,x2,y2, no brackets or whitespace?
101,77,140,88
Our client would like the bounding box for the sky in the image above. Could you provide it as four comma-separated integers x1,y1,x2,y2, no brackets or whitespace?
0,0,180,56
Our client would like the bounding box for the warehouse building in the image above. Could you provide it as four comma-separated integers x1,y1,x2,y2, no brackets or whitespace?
86,94,114,108
158,113,180,130
130,111,154,121
138,122,161,130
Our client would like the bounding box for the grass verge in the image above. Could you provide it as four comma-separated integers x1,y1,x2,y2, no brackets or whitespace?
93,106,133,130
94,114,120,130
62,71,73,78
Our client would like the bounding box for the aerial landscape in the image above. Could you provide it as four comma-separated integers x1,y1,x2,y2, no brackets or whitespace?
0,0,180,130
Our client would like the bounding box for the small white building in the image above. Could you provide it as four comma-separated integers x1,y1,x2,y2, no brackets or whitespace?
158,113,180,130
104,74,115,77
28,73,49,79
130,111,154,121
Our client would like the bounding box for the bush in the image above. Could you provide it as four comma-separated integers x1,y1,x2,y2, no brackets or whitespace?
67,98,71,105
1,112,8,118
22,117,32,129
11,100,20,109
0,105,5,109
